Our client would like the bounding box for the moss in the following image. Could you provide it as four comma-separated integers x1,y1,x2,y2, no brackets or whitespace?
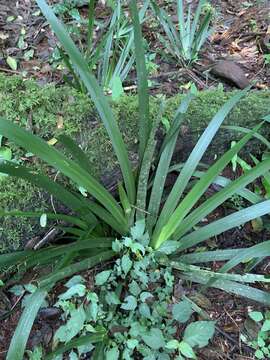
0,74,269,252
0,178,50,251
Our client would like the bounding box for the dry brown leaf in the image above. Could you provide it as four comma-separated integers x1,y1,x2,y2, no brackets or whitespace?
229,41,242,52
56,115,64,129
240,45,258,58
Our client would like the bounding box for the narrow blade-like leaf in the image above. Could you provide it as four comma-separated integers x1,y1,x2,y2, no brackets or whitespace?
136,109,160,221
174,153,270,239
6,288,50,360
181,272,270,305
57,134,93,174
147,93,193,232
0,161,91,218
152,120,257,247
45,332,107,360
177,200,270,251
220,240,270,274
178,248,243,264
0,119,126,226
129,0,150,161
39,250,114,287
153,88,250,244
36,0,135,203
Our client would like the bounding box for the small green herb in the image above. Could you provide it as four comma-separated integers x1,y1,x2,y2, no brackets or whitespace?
242,311,270,359
45,224,215,359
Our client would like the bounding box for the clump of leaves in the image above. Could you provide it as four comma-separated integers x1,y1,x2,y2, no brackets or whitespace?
151,0,215,64
241,310,270,359
42,221,215,359
53,0,150,97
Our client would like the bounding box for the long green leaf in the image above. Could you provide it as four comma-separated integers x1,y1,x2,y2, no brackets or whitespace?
181,272,270,305
6,287,50,360
177,200,270,251
174,152,270,239
169,166,262,204
0,250,33,269
85,200,128,234
202,240,270,291
39,250,114,287
220,240,270,274
151,1,181,60
177,0,186,51
0,160,127,234
0,161,95,222
191,4,212,57
26,238,113,268
111,36,134,84
183,5,192,59
87,0,97,53
89,27,114,73
0,119,126,226
57,134,93,174
0,238,113,270
177,248,243,264
36,0,135,204
129,0,150,161
189,0,206,47
110,0,150,85
152,119,258,248
147,93,194,232
171,261,270,284
59,47,85,93
222,124,270,149
92,343,106,360
101,3,118,87
136,108,160,221
153,88,250,245
45,332,107,360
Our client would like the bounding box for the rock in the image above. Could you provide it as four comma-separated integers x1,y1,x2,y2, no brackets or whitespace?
211,60,249,89
259,34,270,54
37,307,61,321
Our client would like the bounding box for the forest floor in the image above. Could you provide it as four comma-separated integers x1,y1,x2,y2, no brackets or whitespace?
0,0,270,359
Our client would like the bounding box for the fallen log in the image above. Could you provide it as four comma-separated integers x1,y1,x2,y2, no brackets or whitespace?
0,74,269,251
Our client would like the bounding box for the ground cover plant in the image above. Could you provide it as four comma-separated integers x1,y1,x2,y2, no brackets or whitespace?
1,0,270,359
241,310,270,359
24,225,216,359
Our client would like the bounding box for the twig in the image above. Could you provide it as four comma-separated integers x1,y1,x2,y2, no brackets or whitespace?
131,204,150,214
50,171,60,216
10,292,25,312
0,67,21,75
224,307,240,330
33,227,60,250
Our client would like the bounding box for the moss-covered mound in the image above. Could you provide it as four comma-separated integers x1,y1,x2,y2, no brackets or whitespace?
0,74,269,252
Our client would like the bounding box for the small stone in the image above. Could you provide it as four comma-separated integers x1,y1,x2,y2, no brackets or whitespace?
38,307,61,320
